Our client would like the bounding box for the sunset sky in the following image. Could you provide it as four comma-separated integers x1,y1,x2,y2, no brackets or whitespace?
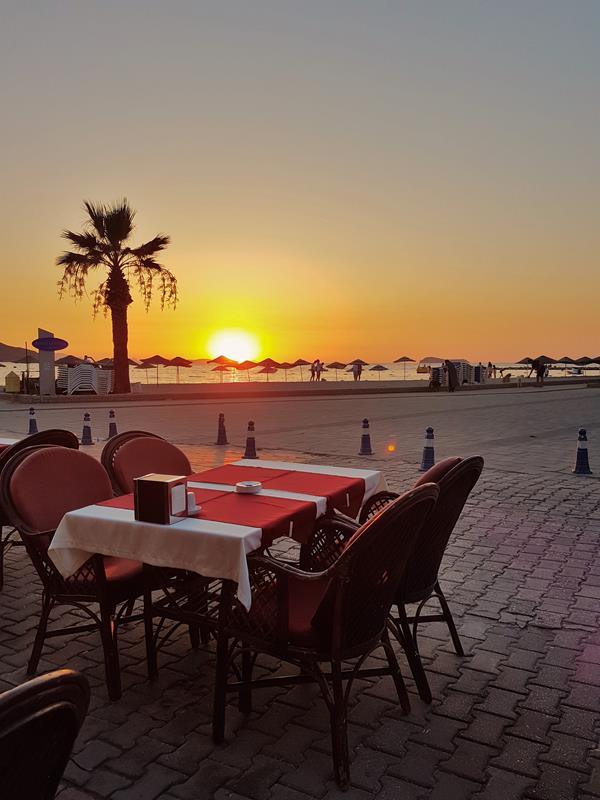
1,1,599,362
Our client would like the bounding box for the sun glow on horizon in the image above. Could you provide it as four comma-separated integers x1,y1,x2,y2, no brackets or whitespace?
207,329,260,363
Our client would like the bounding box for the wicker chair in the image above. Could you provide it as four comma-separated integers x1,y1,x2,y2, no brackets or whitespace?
0,669,89,799
102,434,191,495
0,430,79,590
212,483,439,789
0,446,152,700
100,430,163,494
303,457,483,704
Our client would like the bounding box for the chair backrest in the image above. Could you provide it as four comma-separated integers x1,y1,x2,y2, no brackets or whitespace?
0,446,113,535
0,669,89,800
312,483,439,655
109,436,192,494
403,456,484,599
413,456,462,488
100,430,164,494
0,429,79,477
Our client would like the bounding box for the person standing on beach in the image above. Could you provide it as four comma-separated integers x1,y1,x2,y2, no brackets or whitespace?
315,359,323,381
310,361,316,382
445,359,459,392
351,363,359,381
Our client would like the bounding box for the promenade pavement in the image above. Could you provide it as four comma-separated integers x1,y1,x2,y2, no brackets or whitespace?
0,385,599,799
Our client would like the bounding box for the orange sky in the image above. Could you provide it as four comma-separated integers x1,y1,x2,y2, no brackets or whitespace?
1,2,599,363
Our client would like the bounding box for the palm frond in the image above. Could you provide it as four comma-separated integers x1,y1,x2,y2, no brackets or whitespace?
61,230,101,251
104,200,135,246
83,201,107,239
127,235,170,258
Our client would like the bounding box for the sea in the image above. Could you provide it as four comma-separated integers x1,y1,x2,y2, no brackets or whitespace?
1,360,595,388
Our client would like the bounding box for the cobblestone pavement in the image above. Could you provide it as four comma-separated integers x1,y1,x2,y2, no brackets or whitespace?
1,436,599,799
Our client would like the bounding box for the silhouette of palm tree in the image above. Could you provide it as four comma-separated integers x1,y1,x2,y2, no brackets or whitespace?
56,200,177,393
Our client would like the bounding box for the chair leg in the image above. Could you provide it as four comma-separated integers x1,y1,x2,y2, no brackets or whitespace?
394,605,432,704
212,625,229,743
99,603,122,701
189,624,200,650
381,629,411,715
27,593,52,675
435,583,465,657
0,530,5,592
143,589,158,680
329,660,350,790
238,645,252,714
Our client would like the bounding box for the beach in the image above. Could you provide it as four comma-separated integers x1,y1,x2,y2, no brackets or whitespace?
1,382,598,478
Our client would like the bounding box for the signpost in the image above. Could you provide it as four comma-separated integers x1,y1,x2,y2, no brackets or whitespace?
33,330,68,396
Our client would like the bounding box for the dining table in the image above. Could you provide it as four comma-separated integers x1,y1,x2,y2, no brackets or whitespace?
49,459,387,610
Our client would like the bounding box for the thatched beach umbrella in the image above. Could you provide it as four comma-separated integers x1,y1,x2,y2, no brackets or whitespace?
349,358,369,366
575,356,593,366
326,361,347,381
235,360,257,382
555,356,575,374
209,355,238,366
278,362,294,382
292,358,310,381
212,364,231,384
535,355,555,364
257,358,281,369
370,364,389,381
394,355,415,380
516,357,533,365
141,355,171,384
258,365,278,382
169,356,192,383
56,355,83,366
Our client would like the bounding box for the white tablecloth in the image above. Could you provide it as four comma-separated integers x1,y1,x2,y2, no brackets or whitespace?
50,505,262,609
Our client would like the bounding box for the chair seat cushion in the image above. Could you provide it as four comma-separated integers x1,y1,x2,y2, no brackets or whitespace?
242,572,330,648
103,557,143,582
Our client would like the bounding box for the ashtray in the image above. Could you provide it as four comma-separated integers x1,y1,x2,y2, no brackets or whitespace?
235,481,262,494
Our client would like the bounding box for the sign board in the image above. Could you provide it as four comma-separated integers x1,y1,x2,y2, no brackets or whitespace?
32,337,68,352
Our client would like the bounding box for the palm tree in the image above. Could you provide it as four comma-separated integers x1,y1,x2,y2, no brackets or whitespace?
57,200,177,393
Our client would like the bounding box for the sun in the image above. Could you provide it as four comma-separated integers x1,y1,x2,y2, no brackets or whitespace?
207,329,260,363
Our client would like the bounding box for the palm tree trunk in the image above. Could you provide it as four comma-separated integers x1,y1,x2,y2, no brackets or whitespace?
110,304,131,394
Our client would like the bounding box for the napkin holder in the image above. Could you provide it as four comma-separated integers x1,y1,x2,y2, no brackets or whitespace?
134,473,188,525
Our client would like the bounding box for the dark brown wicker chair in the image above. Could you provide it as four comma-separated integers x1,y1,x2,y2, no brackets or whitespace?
0,430,79,590
100,430,163,494
303,457,483,704
0,446,152,700
102,434,191,495
0,668,89,799
212,483,439,789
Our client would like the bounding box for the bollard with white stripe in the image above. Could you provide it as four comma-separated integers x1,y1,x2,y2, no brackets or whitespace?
108,409,118,439
216,413,229,446
28,407,38,435
358,418,373,456
81,412,93,446
419,426,435,471
573,428,592,475
243,420,258,459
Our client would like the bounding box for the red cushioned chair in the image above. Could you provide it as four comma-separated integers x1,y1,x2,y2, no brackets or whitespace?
303,457,484,704
212,483,439,789
0,446,152,700
100,430,163,494
102,435,191,495
0,668,89,799
0,430,79,591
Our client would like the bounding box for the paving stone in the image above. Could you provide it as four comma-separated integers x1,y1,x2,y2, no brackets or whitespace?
526,763,585,800
491,667,533,695
508,709,557,744
376,776,427,799
461,712,510,747
386,743,448,788
170,760,240,799
411,717,468,752
278,749,333,796
73,739,122,771
531,665,575,692
226,755,288,800
475,688,521,720
472,767,535,800
442,738,498,782
520,685,565,716
429,771,482,800
491,736,548,777
112,764,183,800
540,733,594,773
564,682,600,711
84,768,133,796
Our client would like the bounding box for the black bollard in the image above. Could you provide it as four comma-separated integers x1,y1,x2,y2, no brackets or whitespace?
243,420,258,459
